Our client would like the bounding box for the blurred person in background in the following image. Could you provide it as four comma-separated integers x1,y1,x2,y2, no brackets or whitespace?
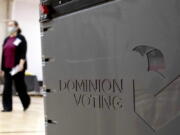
0,20,30,112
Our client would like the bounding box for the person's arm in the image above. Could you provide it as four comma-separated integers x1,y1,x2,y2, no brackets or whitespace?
1,37,8,71
17,35,27,71
18,59,26,71
19,36,27,60
0,37,9,76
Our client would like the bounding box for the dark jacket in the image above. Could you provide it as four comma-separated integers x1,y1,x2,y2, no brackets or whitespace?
1,34,27,71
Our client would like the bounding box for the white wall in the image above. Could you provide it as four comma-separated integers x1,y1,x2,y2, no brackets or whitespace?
11,0,43,80
0,0,8,65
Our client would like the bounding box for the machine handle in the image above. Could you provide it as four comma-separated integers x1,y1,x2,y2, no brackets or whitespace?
46,119,58,125
42,57,55,63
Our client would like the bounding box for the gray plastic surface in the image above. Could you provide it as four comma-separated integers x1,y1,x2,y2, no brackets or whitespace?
41,0,180,134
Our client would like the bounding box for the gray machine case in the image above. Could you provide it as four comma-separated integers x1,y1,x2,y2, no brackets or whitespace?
40,0,180,134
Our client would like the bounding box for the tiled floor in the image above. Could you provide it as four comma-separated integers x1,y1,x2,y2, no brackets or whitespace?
0,96,45,135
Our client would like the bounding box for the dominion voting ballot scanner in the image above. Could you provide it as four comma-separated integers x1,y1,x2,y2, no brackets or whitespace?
40,0,180,134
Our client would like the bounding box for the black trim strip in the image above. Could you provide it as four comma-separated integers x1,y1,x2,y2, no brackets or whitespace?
52,0,113,18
